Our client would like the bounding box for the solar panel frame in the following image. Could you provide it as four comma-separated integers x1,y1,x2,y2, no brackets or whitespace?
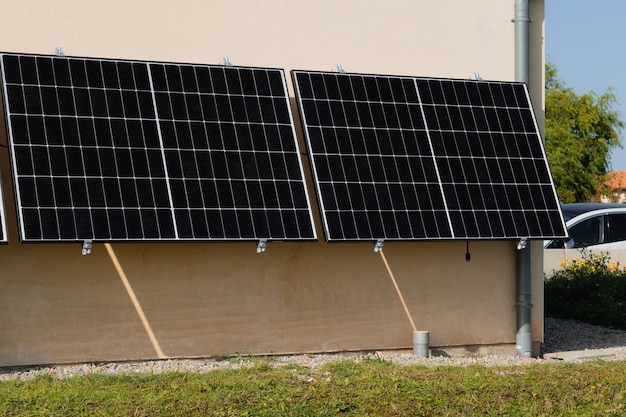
0,169,7,243
0,79,12,243
0,52,317,243
292,69,567,242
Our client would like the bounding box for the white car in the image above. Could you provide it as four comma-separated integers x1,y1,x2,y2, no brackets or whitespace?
544,203,626,273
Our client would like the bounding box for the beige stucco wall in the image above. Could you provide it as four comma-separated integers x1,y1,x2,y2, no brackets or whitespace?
1,1,517,81
0,0,545,366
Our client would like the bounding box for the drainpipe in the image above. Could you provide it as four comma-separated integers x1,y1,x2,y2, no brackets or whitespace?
516,239,532,357
513,0,533,358
514,0,530,85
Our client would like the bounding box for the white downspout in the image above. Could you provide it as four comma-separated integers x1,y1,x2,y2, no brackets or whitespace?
513,0,533,358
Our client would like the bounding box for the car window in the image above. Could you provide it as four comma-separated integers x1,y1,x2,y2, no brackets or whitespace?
605,214,626,244
569,216,603,248
545,238,565,249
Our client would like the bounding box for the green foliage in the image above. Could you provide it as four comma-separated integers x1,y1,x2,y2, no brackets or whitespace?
545,62,624,203
2,361,626,416
545,250,626,328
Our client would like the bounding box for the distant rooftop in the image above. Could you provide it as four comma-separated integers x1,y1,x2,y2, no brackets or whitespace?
605,170,626,189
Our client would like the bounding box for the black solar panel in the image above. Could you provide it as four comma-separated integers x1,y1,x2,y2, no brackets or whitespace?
0,52,316,242
292,70,567,241
0,175,7,243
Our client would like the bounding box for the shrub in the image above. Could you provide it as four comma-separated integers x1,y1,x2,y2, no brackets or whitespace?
544,249,626,329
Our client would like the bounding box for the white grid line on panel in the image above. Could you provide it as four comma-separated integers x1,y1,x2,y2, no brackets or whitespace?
147,63,180,239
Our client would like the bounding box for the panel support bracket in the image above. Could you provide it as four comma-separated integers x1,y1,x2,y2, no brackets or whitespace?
54,47,65,57
471,72,483,81
82,239,93,255
220,57,233,66
517,238,528,250
333,64,346,73
374,239,384,252
256,239,267,253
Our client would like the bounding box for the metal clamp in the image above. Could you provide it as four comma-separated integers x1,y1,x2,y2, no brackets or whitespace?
54,47,65,57
256,239,267,253
220,57,233,66
374,239,384,252
510,17,532,23
82,239,93,255
333,64,346,73
517,238,528,250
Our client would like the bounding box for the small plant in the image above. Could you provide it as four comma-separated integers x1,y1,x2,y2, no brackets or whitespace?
545,249,626,329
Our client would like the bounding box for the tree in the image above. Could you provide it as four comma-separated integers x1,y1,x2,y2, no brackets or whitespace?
545,62,624,203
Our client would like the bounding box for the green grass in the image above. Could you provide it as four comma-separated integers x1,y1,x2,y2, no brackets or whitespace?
2,358,626,416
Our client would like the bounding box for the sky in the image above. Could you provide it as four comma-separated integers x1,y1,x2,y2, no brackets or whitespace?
545,0,626,172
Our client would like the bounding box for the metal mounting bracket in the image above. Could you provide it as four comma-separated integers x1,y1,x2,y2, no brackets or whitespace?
374,239,384,252
54,47,65,57
471,72,483,81
220,57,233,66
256,239,267,253
517,238,528,250
333,64,346,73
82,239,93,255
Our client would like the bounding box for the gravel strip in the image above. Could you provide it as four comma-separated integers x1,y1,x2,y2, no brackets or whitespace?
543,317,626,352
2,318,626,381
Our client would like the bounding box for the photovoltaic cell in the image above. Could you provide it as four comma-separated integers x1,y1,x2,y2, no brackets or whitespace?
0,52,316,242
292,70,567,241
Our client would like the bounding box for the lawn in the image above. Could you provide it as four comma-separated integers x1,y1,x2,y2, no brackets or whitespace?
1,358,625,416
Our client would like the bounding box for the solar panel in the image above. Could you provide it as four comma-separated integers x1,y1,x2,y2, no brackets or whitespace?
0,171,7,243
292,70,567,242
0,52,316,242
